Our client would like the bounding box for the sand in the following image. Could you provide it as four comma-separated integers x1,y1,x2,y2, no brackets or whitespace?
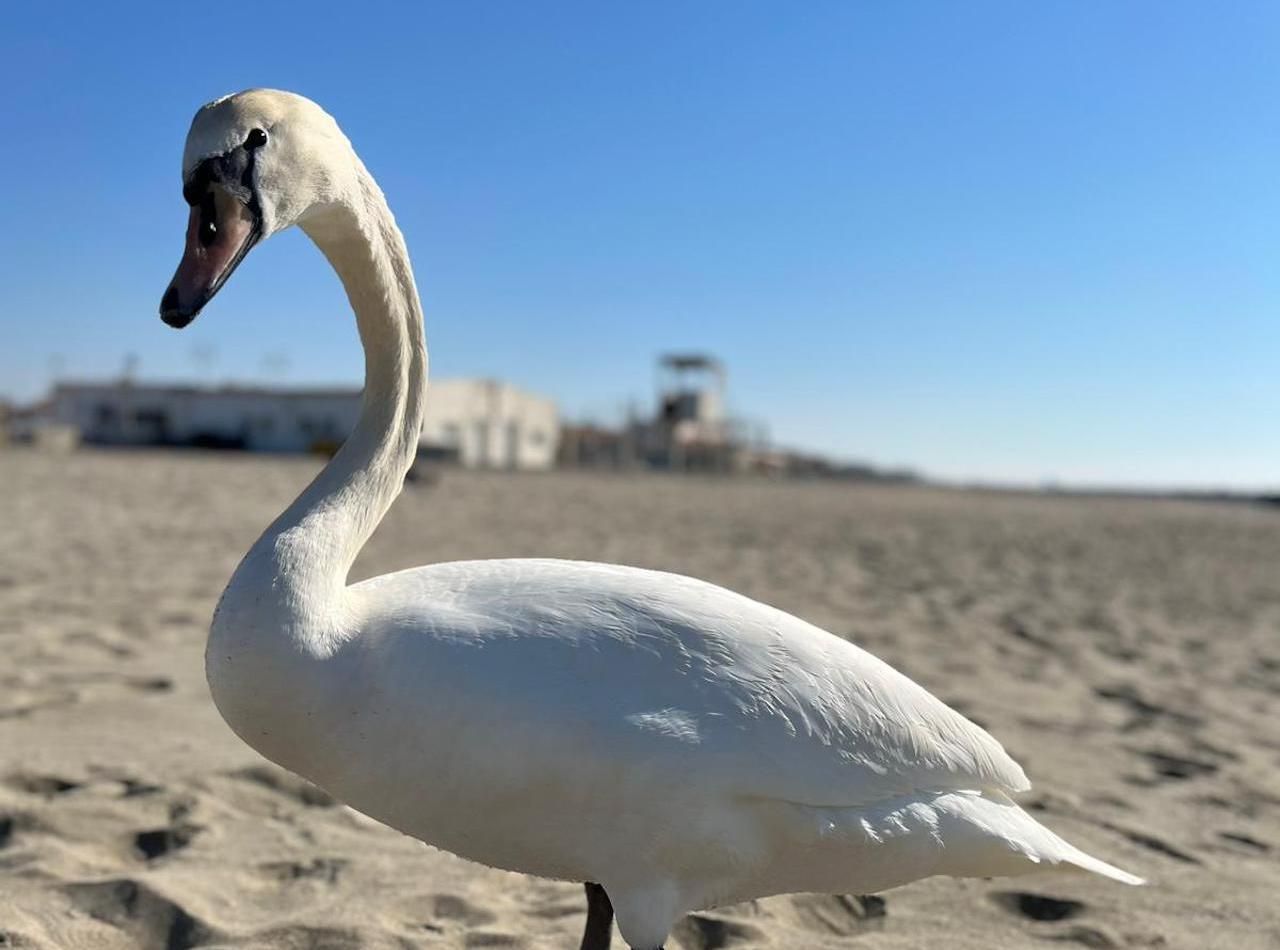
0,448,1276,949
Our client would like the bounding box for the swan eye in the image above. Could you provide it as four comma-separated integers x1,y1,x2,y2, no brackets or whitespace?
245,128,268,150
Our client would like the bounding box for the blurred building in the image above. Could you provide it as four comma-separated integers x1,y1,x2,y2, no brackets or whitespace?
48,379,559,470
558,353,757,472
656,354,727,444
2,400,80,452
419,379,558,470
639,353,753,471
555,353,914,482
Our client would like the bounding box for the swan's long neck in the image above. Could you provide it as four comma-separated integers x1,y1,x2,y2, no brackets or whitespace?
221,163,427,646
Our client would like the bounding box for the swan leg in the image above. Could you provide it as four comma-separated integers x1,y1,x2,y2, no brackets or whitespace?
580,882,614,950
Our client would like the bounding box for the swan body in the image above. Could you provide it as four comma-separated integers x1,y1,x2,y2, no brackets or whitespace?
162,90,1141,950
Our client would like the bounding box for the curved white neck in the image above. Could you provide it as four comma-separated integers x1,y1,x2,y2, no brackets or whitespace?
222,163,427,643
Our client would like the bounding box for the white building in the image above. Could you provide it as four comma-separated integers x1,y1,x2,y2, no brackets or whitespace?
49,379,559,470
419,379,558,470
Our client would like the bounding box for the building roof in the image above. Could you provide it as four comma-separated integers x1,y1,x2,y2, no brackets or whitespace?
52,381,362,400
660,353,723,372
50,377,554,402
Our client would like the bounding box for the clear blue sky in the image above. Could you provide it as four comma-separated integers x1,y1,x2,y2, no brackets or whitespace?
1,2,1277,489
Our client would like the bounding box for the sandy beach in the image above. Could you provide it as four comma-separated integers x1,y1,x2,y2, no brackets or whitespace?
0,447,1276,949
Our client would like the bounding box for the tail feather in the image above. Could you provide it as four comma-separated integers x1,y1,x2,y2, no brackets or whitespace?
1055,842,1146,886
973,789,1146,885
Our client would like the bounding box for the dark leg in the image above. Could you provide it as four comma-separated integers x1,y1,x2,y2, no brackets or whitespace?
580,882,614,950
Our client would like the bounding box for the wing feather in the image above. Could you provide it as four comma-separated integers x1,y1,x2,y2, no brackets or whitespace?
359,558,1030,808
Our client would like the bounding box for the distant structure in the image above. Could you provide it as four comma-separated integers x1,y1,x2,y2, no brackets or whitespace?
2,396,80,453
557,352,917,482
560,353,752,472
642,353,744,471
22,362,912,481
419,379,559,470
656,354,728,446
47,379,559,470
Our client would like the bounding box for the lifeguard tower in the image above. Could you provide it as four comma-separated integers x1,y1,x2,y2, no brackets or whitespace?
651,353,733,470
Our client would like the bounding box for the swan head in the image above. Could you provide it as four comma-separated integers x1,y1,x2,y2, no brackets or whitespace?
160,89,357,328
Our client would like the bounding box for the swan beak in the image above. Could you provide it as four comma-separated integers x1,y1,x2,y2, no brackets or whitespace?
160,186,260,328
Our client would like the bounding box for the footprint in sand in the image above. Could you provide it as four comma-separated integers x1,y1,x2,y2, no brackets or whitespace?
1040,923,1123,948
230,765,337,807
1135,749,1219,783
259,857,349,885
464,931,525,948
0,812,45,849
133,823,202,861
158,609,202,627
427,893,499,928
1217,831,1269,853
789,893,887,936
670,913,764,950
4,773,81,797
1000,614,1062,656
989,891,1085,922
122,777,165,798
1091,683,1201,733
62,878,220,950
127,676,174,693
0,811,45,876
246,925,364,949
1098,820,1201,865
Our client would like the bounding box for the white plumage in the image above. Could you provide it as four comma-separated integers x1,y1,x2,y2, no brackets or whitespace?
161,89,1141,950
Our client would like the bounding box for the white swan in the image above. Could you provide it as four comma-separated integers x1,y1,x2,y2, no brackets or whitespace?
160,89,1141,950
